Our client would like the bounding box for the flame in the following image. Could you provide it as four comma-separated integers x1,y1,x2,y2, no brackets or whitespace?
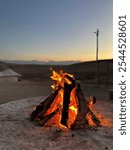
86,113,97,126
88,101,93,110
44,69,105,128
86,96,106,126
48,69,78,128
69,106,78,114
50,70,62,82
50,69,74,90
96,113,106,126
86,111,106,126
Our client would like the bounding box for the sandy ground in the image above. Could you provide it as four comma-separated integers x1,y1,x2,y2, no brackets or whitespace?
0,81,51,104
0,80,112,104
0,97,113,150
0,81,113,149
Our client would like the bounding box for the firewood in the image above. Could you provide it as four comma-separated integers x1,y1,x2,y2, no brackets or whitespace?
88,109,101,125
30,87,60,121
71,82,89,128
72,82,101,127
60,75,76,127
39,108,59,126
30,70,103,129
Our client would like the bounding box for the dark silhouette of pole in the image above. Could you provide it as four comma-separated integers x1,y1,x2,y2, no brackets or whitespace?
94,29,99,86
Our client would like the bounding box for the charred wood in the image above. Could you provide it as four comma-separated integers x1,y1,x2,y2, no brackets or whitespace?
30,87,60,121
60,75,76,127
71,82,89,128
39,108,59,126
88,109,101,125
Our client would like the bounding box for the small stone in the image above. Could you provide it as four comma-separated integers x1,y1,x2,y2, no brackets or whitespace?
55,128,61,132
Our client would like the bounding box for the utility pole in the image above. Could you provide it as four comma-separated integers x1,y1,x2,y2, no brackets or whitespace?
94,28,99,86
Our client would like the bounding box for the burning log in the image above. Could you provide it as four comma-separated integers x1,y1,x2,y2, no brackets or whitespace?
39,108,59,126
30,69,102,129
70,82,89,129
60,75,76,127
30,87,60,121
87,110,101,126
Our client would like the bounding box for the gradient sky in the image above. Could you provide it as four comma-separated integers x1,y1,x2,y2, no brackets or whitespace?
0,0,112,61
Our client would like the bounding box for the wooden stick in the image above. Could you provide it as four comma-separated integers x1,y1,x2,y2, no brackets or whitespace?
88,109,101,125
30,87,60,121
60,75,76,127
71,82,89,128
39,108,59,126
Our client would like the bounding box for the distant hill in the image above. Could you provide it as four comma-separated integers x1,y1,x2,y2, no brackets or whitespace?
1,59,113,84
1,60,81,65
0,61,9,71
59,59,113,81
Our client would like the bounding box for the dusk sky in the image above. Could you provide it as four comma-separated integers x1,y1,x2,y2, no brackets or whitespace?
0,0,112,61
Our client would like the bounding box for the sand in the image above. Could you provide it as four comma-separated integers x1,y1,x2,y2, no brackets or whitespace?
0,80,113,149
0,96,112,150
0,81,51,104
0,81,112,105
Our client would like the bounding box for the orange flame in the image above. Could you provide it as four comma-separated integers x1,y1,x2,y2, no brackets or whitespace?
45,69,105,128
50,69,74,90
69,106,78,114
47,69,77,128
86,96,106,126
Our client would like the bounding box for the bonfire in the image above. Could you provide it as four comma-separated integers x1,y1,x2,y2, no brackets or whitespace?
30,69,104,129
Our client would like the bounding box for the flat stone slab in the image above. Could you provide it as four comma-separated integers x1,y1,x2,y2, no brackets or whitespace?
0,97,113,150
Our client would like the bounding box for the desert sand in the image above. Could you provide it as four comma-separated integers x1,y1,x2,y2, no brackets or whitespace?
0,96,112,150
0,80,112,104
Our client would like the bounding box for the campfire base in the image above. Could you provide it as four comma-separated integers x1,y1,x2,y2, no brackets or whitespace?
31,76,101,129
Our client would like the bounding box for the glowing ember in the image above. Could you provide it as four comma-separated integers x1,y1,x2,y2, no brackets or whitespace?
86,113,97,126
